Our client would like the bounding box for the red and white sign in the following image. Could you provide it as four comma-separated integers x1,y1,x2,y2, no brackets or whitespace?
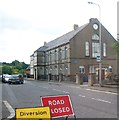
41,95,74,118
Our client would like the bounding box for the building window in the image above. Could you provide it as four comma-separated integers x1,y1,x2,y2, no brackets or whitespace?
46,53,49,63
59,49,62,60
54,50,57,61
65,47,68,59
92,34,99,40
79,66,85,73
103,43,106,57
92,42,100,58
85,42,90,56
89,66,95,73
109,66,112,72
50,52,52,62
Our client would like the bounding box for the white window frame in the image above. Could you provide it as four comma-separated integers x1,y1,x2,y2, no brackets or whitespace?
103,43,106,57
54,50,57,61
79,66,85,73
65,47,68,59
92,34,99,40
109,66,112,72
59,49,62,60
89,66,95,73
92,42,100,58
85,42,90,56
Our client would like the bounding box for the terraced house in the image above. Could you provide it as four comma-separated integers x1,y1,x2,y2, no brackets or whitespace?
30,18,117,83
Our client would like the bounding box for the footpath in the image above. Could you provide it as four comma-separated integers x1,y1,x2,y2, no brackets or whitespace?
49,81,118,94
26,78,118,94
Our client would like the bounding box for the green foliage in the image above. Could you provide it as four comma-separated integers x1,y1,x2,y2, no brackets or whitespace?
112,41,119,55
1,60,29,75
2,65,12,75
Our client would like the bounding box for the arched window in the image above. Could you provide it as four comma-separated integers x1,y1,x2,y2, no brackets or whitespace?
85,42,90,56
59,49,62,60
92,34,99,40
103,43,106,57
65,47,68,59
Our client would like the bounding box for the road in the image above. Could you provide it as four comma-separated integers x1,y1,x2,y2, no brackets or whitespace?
1,80,118,119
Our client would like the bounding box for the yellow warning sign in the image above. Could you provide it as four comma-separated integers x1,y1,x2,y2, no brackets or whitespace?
16,106,51,120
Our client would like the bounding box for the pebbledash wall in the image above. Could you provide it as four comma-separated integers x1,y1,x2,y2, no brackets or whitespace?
30,18,117,82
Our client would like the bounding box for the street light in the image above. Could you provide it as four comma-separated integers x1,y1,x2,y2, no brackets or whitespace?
88,1,102,86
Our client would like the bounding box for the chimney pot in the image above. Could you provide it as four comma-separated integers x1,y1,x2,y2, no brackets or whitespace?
74,24,79,30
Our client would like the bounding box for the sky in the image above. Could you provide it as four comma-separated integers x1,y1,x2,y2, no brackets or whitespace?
0,0,118,64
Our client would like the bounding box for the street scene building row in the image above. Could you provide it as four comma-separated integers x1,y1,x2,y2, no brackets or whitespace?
30,18,117,83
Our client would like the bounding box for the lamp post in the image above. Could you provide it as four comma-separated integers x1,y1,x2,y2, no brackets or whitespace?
88,1,102,86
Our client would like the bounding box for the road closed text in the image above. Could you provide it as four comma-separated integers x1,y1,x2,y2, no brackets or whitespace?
41,95,74,118
48,100,70,114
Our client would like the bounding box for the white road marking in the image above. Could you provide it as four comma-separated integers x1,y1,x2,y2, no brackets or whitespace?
3,101,15,119
86,88,117,95
52,88,70,93
78,94,86,98
78,94,112,104
69,85,117,95
91,98,111,104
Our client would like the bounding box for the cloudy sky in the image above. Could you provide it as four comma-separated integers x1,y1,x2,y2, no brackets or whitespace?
0,0,118,64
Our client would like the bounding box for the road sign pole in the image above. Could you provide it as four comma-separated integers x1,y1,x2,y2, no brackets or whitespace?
66,114,76,120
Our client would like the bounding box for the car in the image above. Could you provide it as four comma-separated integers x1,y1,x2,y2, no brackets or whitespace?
0,75,5,82
8,75,24,84
4,74,11,83
1,74,11,83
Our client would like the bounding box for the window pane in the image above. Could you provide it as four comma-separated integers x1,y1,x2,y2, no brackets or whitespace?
85,42,89,56
103,43,106,57
92,42,100,58
79,66,85,73
92,34,99,40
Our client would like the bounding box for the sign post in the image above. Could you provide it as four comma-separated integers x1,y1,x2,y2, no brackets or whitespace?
15,106,51,120
41,95,75,119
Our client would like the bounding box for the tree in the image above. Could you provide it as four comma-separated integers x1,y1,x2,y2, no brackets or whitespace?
11,60,20,66
2,65,12,75
12,68,19,74
113,41,119,55
2,60,29,75
112,41,119,74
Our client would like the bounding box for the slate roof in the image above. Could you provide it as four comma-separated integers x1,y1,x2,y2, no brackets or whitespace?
45,23,88,51
34,46,48,52
34,23,88,53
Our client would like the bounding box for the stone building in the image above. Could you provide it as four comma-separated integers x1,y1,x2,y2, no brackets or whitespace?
30,18,117,82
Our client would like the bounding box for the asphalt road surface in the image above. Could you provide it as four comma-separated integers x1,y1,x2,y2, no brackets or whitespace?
1,80,119,119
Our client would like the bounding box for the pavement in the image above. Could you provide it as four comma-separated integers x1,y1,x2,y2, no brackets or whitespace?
48,81,118,94
26,78,119,94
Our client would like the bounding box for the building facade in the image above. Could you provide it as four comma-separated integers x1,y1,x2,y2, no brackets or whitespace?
30,18,117,82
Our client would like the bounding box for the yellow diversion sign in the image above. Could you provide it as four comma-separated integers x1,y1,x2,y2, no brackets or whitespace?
16,106,51,120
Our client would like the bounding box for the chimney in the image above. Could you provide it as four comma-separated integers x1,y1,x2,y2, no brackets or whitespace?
44,42,47,46
89,18,96,23
73,24,79,30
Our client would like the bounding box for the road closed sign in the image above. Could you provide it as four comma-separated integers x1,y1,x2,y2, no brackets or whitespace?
16,106,51,120
41,95,74,118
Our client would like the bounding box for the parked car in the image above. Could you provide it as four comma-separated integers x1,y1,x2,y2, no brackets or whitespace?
8,75,24,84
1,74,11,83
4,74,11,83
0,75,5,82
